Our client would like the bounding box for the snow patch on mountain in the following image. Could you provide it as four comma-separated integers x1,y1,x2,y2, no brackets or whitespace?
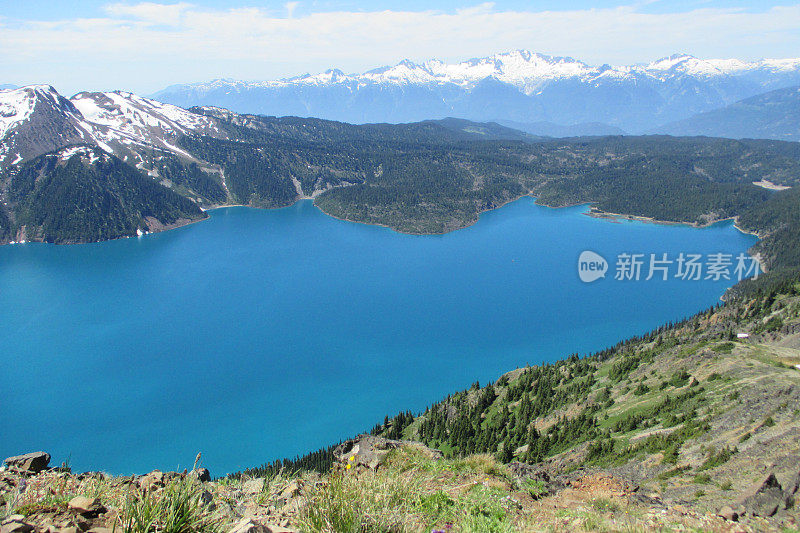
0,86,230,170
54,145,108,165
0,85,60,139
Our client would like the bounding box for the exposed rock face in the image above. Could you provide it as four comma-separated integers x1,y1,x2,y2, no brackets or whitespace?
741,473,788,517
191,467,211,483
3,452,50,473
0,516,34,533
137,470,165,491
333,434,442,470
507,461,562,499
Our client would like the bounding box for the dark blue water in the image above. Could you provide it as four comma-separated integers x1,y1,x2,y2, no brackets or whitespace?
0,198,757,474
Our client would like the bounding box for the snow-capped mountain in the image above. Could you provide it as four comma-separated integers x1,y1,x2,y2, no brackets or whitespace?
152,51,800,132
0,85,230,244
0,85,227,173
0,85,90,167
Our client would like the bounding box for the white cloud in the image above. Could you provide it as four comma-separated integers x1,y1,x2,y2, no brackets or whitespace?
104,2,193,25
2,2,799,94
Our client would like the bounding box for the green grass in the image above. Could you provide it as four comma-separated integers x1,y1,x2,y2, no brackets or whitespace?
712,342,736,354
521,478,548,500
590,498,620,512
292,448,529,532
120,478,220,533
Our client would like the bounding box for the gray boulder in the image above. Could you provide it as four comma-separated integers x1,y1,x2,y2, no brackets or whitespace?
4,452,50,473
191,468,211,483
717,505,738,521
0,516,34,533
741,473,785,517
138,470,165,491
333,434,441,470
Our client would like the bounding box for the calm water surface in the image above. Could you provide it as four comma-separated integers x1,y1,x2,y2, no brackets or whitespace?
0,198,757,474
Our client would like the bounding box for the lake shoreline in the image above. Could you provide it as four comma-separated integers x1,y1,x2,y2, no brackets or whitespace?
1,193,765,263
0,194,758,474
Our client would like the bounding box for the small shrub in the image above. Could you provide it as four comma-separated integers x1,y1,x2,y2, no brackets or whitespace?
698,446,737,471
658,465,690,480
669,370,691,388
712,342,735,354
755,316,783,335
522,479,548,500
591,498,620,512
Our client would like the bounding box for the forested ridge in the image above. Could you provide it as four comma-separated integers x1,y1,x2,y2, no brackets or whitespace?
178,112,800,281
0,147,206,244
1,111,798,281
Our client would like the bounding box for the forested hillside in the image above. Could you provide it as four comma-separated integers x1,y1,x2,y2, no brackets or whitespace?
3,146,205,244
175,113,800,280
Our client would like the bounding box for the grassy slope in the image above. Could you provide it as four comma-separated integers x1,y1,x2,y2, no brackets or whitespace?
384,285,800,510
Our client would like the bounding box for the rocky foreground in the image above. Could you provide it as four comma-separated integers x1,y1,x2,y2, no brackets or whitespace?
2,431,799,533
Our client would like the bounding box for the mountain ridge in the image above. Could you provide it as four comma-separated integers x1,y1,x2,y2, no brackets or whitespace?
151,50,800,131
655,85,800,141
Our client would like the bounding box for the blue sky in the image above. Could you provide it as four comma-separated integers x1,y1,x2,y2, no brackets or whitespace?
2,1,800,95
2,1,798,18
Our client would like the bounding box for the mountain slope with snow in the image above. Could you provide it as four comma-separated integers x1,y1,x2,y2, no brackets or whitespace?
0,85,232,170
0,84,547,243
0,85,228,243
152,51,800,132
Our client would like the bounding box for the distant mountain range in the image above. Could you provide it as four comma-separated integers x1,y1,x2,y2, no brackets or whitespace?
152,50,800,133
655,85,800,141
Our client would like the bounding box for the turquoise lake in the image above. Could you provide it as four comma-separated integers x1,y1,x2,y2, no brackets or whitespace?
0,198,758,475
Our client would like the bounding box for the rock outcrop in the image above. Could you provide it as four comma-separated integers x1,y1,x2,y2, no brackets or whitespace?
3,453,50,474
333,434,442,470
